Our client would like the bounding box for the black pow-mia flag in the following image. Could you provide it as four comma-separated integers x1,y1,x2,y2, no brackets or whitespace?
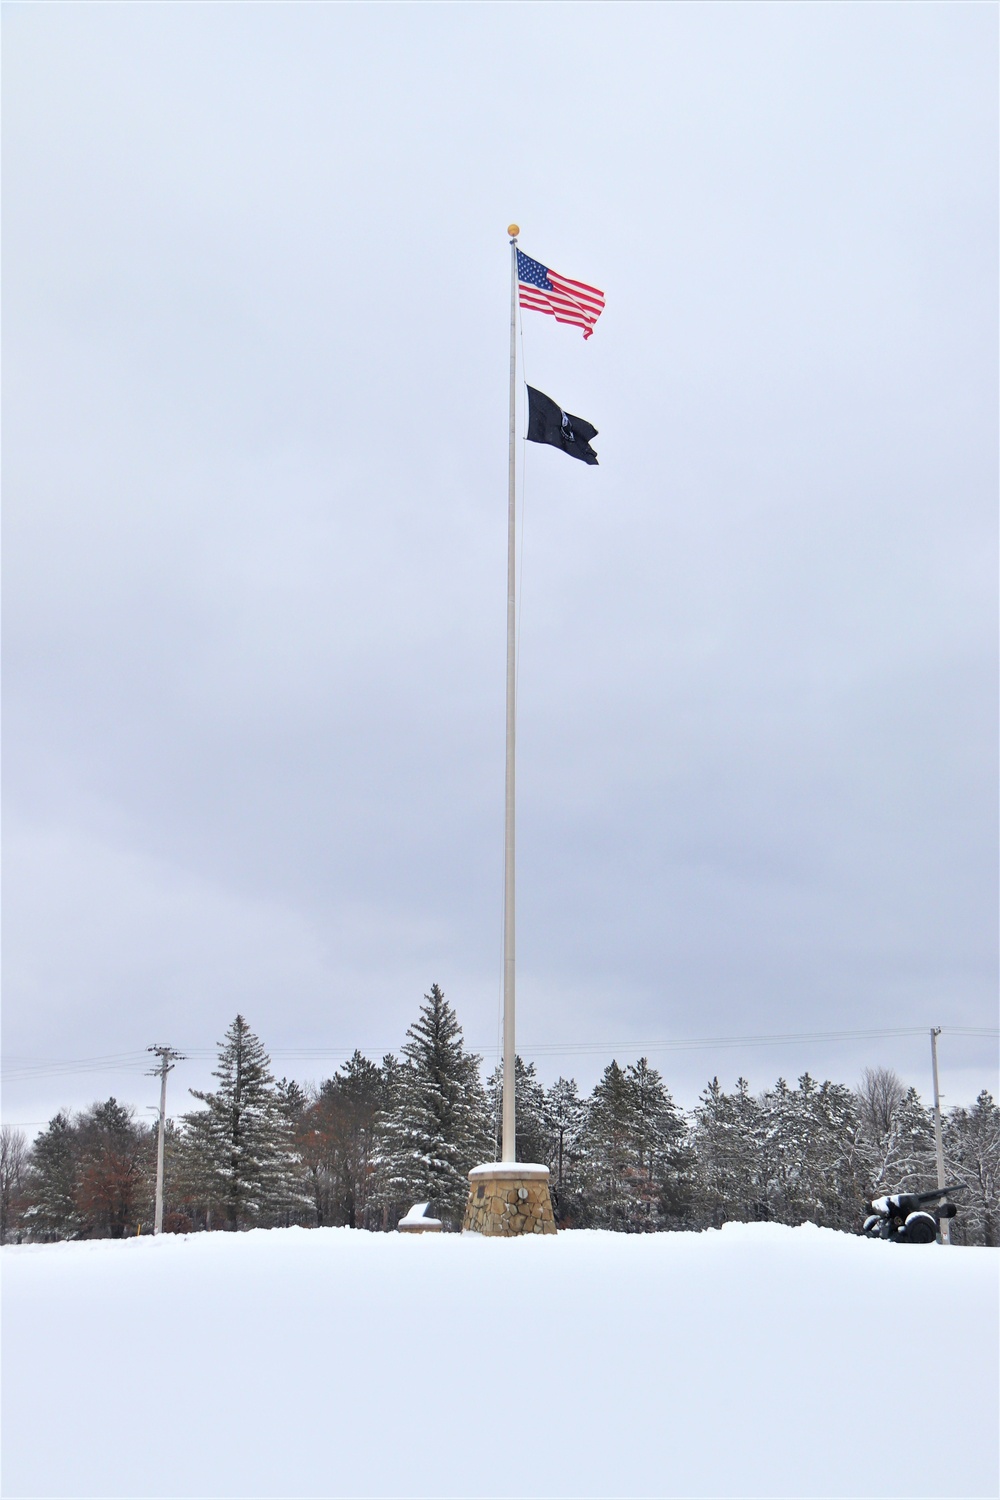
526,385,599,465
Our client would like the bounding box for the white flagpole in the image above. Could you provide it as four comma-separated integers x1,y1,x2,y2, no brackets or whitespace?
502,225,519,1162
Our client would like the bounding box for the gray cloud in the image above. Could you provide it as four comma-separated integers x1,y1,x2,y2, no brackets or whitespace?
3,3,996,1126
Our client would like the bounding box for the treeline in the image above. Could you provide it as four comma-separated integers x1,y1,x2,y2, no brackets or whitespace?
2,986,997,1245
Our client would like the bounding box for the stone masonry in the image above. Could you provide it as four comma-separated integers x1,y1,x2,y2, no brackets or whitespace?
462,1163,557,1236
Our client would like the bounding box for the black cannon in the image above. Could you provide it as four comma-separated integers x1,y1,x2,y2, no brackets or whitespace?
862,1185,961,1243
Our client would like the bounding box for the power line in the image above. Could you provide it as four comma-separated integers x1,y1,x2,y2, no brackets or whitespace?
3,1050,152,1076
3,1024,996,1082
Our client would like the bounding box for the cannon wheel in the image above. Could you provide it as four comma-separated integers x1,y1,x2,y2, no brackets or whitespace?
903,1210,938,1244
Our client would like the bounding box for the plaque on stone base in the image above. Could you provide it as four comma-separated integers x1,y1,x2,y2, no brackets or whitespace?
462,1162,557,1236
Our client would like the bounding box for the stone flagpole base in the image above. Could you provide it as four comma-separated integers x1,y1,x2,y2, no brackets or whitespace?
462,1162,557,1236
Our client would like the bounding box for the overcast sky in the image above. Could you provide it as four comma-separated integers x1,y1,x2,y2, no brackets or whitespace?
3,2,997,1132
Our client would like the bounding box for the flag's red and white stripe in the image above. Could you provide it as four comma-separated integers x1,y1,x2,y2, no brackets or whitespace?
519,269,606,340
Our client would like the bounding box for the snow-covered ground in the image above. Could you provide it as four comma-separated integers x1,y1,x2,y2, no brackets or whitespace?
2,1224,996,1499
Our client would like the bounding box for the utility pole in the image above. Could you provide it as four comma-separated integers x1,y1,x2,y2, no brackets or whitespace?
146,1045,184,1235
929,1027,950,1245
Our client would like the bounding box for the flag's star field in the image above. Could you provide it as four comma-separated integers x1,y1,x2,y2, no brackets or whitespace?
517,251,553,290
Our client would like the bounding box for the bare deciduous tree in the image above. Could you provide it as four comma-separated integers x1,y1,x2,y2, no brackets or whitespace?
0,1126,27,1243
857,1067,905,1141
855,1067,935,1193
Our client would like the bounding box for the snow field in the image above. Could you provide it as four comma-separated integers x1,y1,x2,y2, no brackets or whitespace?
2,1223,997,1498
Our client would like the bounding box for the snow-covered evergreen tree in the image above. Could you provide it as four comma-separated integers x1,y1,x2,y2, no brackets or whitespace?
75,1098,150,1238
156,1117,192,1233
855,1068,935,1195
331,1050,385,1228
757,1074,864,1230
22,1112,84,1241
376,985,490,1228
578,1061,634,1228
182,1015,303,1230
545,1076,588,1223
944,1091,999,1246
486,1056,551,1166
629,1057,691,1227
298,1051,387,1228
371,1054,402,1230
795,1074,866,1229
580,1059,688,1231
276,1077,309,1128
692,1077,764,1226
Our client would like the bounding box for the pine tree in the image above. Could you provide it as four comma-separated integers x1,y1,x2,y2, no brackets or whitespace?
376,985,490,1228
22,1113,84,1241
855,1069,935,1195
692,1077,765,1226
276,1077,309,1128
372,1054,402,1230
486,1056,552,1166
298,1051,386,1228
546,1078,586,1188
629,1058,691,1228
544,1077,588,1226
757,1074,864,1230
578,1061,634,1229
794,1074,866,1230
579,1059,687,1231
890,1086,937,1190
182,1015,302,1230
157,1118,193,1233
334,1051,387,1228
75,1098,150,1238
944,1091,999,1246
756,1077,794,1221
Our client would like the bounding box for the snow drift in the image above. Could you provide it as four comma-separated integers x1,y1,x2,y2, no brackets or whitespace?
2,1223,996,1498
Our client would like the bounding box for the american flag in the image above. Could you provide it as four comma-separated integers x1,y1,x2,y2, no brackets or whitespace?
517,250,605,340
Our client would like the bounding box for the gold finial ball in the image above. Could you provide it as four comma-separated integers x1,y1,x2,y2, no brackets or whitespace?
507,223,520,237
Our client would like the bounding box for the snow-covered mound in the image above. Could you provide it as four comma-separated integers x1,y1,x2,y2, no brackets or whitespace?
2,1224,996,1498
